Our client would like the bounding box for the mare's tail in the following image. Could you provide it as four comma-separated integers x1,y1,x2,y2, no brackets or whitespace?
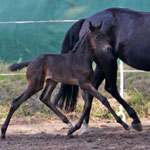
53,18,85,112
9,61,31,72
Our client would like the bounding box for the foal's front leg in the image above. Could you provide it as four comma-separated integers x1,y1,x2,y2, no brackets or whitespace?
84,83,130,129
105,80,142,131
39,79,73,129
97,58,142,131
82,66,105,134
68,83,130,135
67,90,90,135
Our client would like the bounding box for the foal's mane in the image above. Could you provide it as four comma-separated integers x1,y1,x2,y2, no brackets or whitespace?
69,32,89,53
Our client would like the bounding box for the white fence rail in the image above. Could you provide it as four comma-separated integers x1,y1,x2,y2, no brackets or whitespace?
0,20,78,24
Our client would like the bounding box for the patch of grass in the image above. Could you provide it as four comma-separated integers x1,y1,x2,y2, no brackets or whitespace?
0,62,150,122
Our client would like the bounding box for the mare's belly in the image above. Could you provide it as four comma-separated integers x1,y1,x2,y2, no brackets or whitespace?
121,50,150,71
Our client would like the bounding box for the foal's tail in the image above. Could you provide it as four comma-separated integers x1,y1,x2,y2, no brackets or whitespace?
9,61,31,72
53,18,85,112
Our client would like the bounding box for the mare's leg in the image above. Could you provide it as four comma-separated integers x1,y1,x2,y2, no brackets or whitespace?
101,58,142,131
82,66,105,134
68,83,129,135
95,54,142,131
39,79,73,128
53,84,65,106
1,81,43,139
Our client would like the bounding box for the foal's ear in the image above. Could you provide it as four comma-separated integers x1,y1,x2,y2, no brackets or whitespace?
97,22,103,30
88,21,95,32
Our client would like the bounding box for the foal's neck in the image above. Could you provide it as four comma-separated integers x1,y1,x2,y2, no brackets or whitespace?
74,33,94,60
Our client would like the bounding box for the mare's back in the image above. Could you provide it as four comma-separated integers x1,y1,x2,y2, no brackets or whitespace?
79,7,150,37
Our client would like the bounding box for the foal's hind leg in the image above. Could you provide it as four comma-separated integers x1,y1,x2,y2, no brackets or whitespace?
39,79,73,129
1,83,42,139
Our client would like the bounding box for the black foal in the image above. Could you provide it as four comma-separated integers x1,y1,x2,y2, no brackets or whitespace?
1,22,129,139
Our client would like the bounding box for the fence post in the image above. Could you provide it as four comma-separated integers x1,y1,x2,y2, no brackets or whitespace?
117,60,126,121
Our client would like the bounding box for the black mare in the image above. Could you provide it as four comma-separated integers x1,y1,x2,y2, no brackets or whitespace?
1,22,129,139
54,7,150,133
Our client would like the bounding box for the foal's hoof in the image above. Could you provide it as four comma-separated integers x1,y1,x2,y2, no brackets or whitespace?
67,123,73,129
81,123,89,134
131,123,143,131
67,128,74,136
67,130,72,136
67,131,72,136
123,124,130,131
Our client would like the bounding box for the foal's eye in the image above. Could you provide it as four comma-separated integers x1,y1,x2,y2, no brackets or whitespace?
94,36,98,40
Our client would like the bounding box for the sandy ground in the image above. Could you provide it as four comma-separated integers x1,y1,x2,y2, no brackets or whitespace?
0,118,150,150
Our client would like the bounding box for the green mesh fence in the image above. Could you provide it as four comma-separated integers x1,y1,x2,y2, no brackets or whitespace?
0,0,150,62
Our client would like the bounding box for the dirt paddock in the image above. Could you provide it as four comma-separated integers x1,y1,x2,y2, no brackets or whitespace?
0,118,150,150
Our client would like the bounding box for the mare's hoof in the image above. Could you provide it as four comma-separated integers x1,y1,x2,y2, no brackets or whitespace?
131,123,143,131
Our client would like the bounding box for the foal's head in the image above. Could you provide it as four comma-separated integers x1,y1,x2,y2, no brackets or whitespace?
88,21,112,53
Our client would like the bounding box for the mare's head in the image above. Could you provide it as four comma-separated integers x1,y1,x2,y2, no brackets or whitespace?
88,21,112,53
